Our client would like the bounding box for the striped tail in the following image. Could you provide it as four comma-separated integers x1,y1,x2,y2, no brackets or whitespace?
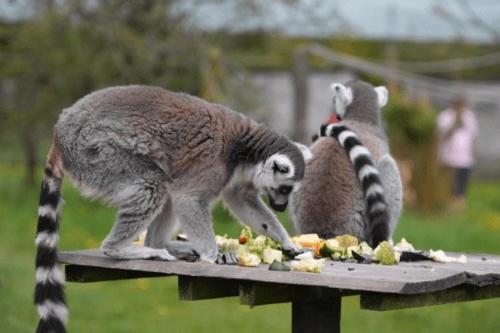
35,135,67,333
319,123,390,247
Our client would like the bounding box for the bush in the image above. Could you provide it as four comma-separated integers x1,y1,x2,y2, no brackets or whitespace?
383,96,449,212
384,96,437,148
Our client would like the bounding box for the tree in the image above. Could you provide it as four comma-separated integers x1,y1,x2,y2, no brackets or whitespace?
0,0,205,184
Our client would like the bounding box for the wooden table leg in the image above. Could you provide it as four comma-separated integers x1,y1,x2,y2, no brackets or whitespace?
292,296,341,333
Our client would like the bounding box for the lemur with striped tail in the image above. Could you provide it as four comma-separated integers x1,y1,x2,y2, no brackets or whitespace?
291,80,402,247
35,85,311,332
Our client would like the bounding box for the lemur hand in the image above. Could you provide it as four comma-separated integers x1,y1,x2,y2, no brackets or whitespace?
281,243,306,258
215,252,238,265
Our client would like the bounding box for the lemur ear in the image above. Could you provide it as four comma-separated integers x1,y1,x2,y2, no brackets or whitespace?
375,86,389,108
294,142,313,162
330,83,353,118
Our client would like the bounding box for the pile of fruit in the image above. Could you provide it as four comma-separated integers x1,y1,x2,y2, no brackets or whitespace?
215,227,467,273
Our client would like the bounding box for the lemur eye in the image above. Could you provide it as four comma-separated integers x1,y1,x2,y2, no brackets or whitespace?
278,185,293,195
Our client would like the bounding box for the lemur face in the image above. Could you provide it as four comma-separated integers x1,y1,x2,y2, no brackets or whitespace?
254,154,298,212
254,148,311,212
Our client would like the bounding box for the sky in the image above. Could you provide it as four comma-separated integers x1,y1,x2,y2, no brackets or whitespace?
175,0,500,42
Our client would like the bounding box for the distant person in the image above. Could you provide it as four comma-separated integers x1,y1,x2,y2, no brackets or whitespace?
437,96,478,210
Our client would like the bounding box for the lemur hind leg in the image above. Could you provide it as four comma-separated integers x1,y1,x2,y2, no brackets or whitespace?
173,197,219,263
145,201,199,262
100,178,176,261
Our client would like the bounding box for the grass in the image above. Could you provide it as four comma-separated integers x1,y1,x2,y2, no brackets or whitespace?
0,163,499,333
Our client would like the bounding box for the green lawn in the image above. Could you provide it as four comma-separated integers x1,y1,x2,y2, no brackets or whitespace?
1,164,499,332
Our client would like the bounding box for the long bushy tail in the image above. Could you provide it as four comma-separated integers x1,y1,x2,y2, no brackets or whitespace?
35,133,67,333
318,123,390,247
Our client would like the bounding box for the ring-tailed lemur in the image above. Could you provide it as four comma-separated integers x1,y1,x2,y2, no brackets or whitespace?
291,80,402,247
35,85,311,333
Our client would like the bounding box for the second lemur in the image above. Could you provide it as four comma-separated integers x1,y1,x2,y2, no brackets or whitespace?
291,80,403,247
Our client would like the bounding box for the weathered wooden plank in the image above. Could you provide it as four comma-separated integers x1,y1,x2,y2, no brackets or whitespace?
65,265,167,283
360,284,500,311
399,253,500,277
292,297,341,333
178,276,239,301
239,281,356,307
59,250,474,294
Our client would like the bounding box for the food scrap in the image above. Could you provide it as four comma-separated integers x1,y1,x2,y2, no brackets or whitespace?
292,234,322,256
238,252,261,267
428,250,467,263
290,258,325,273
262,248,283,264
373,241,400,265
137,226,468,272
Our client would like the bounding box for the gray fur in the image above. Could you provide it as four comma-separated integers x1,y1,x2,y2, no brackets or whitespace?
291,80,402,242
54,85,308,262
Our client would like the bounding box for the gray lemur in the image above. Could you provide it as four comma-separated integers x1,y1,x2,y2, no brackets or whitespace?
291,80,402,247
34,85,311,333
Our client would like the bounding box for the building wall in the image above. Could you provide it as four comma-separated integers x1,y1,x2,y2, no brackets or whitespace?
252,71,355,138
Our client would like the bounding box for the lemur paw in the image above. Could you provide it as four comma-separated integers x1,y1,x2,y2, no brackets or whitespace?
215,252,238,265
173,248,199,262
165,241,200,262
152,249,178,261
282,244,306,258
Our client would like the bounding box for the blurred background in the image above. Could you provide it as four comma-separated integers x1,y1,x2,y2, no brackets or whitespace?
0,0,499,332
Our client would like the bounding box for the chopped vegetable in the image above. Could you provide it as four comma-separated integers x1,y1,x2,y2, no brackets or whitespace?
394,238,415,252
429,250,467,263
218,228,466,270
246,235,268,256
290,258,325,273
215,235,241,253
358,242,373,256
238,252,261,267
265,237,281,250
319,239,343,258
373,241,399,265
335,234,359,248
295,251,314,260
263,248,283,264
239,226,253,244
292,234,322,254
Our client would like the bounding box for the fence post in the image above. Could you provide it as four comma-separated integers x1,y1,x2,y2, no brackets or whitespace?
292,46,309,142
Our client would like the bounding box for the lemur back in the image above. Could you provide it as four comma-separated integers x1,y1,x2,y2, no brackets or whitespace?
291,80,402,247
35,85,311,333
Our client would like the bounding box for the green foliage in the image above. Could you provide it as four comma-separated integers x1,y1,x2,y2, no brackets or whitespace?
0,1,204,141
384,96,437,147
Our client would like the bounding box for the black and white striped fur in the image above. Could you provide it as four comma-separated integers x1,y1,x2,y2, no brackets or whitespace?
318,123,390,246
35,137,67,333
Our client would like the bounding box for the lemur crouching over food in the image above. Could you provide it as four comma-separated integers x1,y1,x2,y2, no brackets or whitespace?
35,85,311,333
291,80,403,247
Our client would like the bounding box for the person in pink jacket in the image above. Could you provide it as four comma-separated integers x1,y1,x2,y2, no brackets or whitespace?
437,96,478,209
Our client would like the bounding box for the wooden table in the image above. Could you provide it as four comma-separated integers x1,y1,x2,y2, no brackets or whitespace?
59,250,500,333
